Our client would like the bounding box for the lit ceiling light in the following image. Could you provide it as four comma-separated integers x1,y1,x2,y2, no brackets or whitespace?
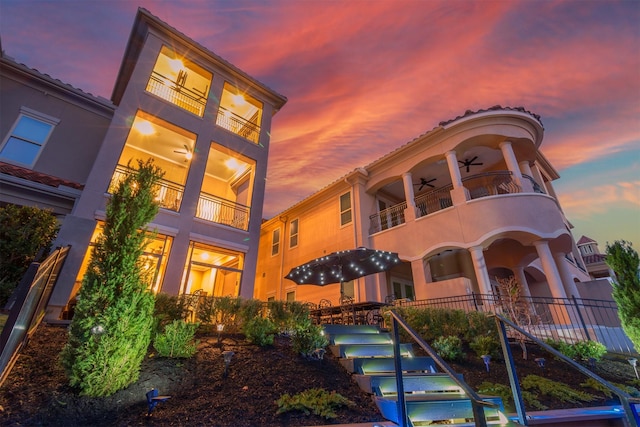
185,151,193,160
200,252,209,261
231,94,245,106
134,120,154,135
169,58,185,73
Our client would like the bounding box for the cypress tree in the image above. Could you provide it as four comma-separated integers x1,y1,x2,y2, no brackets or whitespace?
61,159,164,396
605,240,640,351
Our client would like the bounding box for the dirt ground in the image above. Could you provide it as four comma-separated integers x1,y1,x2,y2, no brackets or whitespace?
1,324,638,427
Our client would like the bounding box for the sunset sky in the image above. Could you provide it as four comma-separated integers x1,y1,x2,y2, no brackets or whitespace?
1,0,638,250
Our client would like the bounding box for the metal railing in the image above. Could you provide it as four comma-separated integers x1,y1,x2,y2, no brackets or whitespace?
463,171,520,199
522,174,546,194
146,72,206,116
196,192,250,231
494,314,640,426
414,184,454,218
215,107,260,143
395,293,636,354
388,310,499,427
369,201,407,234
110,165,184,212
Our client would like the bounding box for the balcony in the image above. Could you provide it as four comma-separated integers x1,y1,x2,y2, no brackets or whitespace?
110,165,184,211
196,192,250,231
146,71,207,117
370,171,528,234
216,107,260,143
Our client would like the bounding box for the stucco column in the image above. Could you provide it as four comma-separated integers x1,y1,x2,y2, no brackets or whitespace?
499,141,527,192
410,258,430,300
445,151,469,206
469,246,493,296
514,266,532,298
402,172,417,221
518,160,535,192
533,240,567,299
554,253,581,298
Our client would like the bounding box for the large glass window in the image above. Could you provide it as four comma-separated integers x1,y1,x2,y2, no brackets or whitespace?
146,46,212,117
181,242,244,297
289,218,299,248
195,143,255,230
110,111,196,212
0,108,58,166
216,82,263,143
340,192,352,226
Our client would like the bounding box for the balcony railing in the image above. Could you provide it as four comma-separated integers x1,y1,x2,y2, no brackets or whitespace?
463,171,520,200
196,192,250,231
523,174,546,194
216,107,260,143
146,72,206,117
110,165,184,211
369,201,407,234
414,184,454,218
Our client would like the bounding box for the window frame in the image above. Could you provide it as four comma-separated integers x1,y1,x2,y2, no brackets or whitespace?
271,228,281,256
0,107,59,167
339,191,352,226
289,218,299,249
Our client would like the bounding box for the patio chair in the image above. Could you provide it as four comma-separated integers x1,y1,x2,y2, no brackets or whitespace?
318,299,334,324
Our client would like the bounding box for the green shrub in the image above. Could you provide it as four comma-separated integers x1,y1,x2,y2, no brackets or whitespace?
470,335,501,359
432,335,464,361
521,375,597,403
275,388,355,419
60,159,163,397
291,317,328,359
153,319,199,358
154,293,190,332
0,205,59,306
197,296,243,332
571,340,607,362
477,381,547,411
244,316,277,347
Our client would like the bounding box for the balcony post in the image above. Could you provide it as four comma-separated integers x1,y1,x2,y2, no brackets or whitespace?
533,240,567,300
445,151,470,205
469,246,493,301
518,160,535,192
402,172,417,221
499,141,527,189
554,253,581,299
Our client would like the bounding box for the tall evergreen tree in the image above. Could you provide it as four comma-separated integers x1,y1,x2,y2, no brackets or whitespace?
605,240,640,351
61,159,164,396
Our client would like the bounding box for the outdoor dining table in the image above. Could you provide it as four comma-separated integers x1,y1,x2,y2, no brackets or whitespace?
309,301,390,326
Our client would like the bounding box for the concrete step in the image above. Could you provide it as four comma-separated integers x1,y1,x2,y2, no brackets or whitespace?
374,395,508,426
340,356,436,374
322,324,382,336
328,332,393,345
354,372,464,395
330,343,413,358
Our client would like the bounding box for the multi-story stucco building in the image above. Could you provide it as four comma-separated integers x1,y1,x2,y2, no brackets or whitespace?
255,107,591,306
0,8,286,320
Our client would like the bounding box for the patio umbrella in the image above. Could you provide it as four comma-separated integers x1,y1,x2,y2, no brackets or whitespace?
284,247,401,297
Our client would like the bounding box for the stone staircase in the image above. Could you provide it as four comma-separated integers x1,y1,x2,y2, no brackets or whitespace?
324,323,515,426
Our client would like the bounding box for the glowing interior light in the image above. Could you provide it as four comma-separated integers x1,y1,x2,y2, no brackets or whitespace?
185,151,193,160
134,120,154,135
169,58,185,72
200,252,209,261
231,93,246,106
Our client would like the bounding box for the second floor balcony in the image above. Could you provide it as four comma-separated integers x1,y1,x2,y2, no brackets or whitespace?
369,171,544,234
216,107,260,143
146,71,207,117
110,165,184,212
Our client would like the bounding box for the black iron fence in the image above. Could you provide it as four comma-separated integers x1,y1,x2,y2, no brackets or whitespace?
394,293,636,354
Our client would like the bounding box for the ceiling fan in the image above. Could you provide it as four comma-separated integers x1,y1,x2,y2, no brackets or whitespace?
414,177,436,191
458,156,483,172
174,144,193,161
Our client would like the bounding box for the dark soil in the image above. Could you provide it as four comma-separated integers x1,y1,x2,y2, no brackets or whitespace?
1,324,639,426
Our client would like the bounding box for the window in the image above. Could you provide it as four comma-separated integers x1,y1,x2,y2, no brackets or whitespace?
0,108,58,166
181,242,244,297
272,228,280,256
286,291,295,302
146,46,212,117
340,192,352,226
216,82,263,143
289,218,299,248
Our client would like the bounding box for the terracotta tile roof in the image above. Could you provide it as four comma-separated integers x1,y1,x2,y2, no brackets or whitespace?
0,161,84,190
438,105,543,128
577,235,597,245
